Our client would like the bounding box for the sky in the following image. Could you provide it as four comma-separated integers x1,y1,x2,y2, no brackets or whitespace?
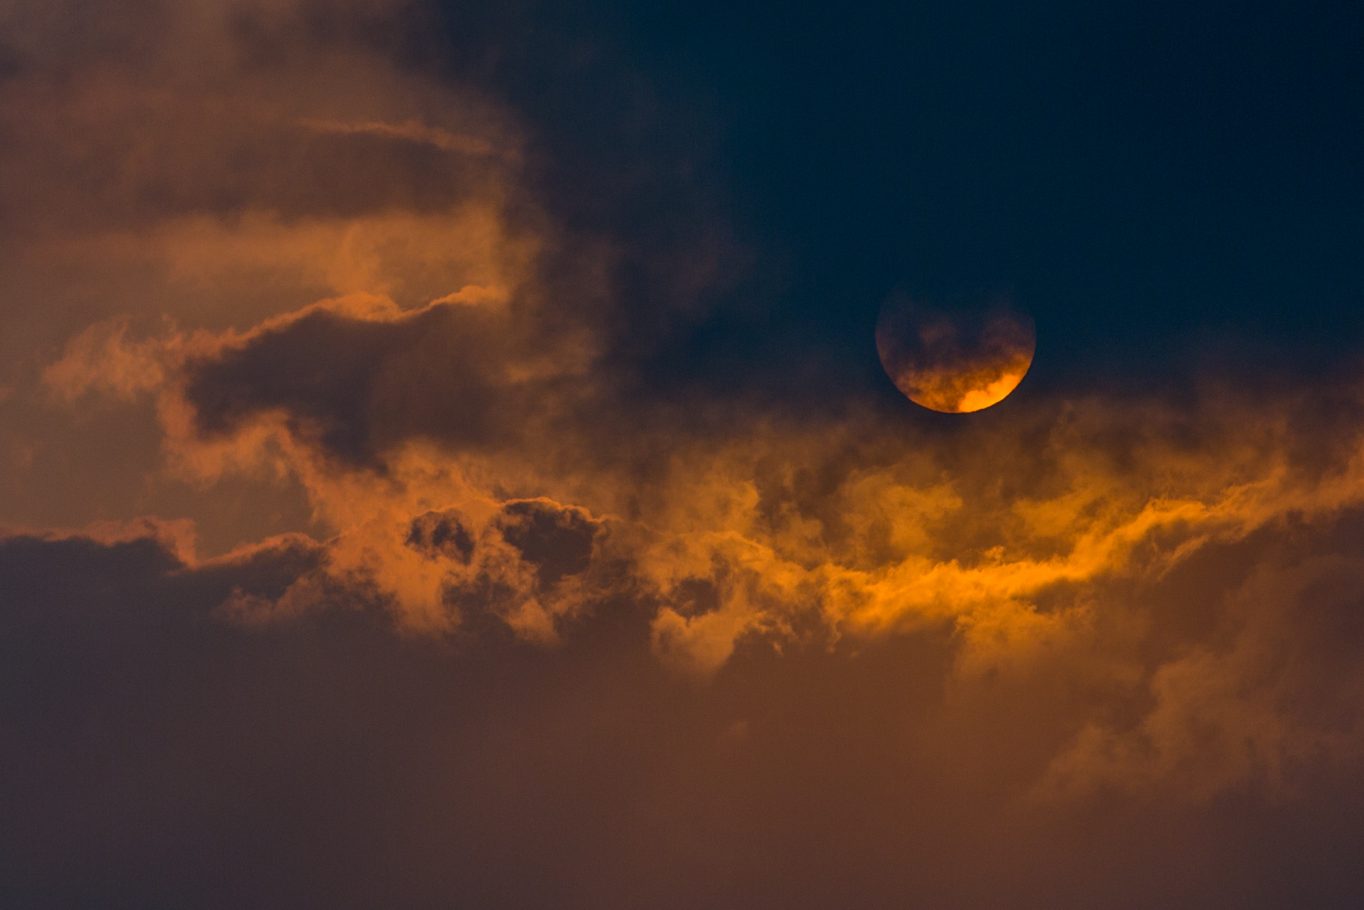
2,0,1364,906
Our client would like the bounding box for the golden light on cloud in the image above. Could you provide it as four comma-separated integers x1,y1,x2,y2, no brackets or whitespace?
876,294,1036,413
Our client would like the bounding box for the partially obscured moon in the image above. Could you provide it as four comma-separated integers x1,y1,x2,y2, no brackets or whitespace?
875,294,1035,413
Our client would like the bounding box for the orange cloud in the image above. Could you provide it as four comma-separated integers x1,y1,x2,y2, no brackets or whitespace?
14,0,1364,816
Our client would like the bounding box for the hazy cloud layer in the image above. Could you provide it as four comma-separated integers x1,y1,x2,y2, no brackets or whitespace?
5,520,1364,908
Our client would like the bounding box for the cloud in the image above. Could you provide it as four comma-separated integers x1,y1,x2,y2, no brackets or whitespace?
7,1,1364,903
5,524,1364,908
0,0,517,232
35,222,1364,802
406,508,476,563
1038,526,1364,803
42,319,171,402
296,116,507,158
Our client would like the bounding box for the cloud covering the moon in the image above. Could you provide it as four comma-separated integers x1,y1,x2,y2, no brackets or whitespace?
4,1,1364,906
875,295,1037,413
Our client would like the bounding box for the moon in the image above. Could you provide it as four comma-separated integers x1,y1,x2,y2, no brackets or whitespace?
875,294,1036,414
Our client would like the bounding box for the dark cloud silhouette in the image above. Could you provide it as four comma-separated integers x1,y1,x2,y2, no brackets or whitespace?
183,301,532,467
5,527,1364,908
406,499,599,582
494,499,600,585
406,508,476,563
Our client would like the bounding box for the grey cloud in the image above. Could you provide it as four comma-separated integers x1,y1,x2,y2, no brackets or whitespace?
182,301,544,467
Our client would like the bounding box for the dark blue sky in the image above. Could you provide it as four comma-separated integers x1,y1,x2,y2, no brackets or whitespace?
435,0,1364,406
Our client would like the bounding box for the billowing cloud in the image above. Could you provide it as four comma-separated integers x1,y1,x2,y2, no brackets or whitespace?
43,284,1364,804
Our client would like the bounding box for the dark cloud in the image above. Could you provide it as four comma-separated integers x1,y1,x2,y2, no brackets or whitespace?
5,528,1364,908
182,301,548,467
406,508,475,563
494,499,600,586
407,499,599,584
